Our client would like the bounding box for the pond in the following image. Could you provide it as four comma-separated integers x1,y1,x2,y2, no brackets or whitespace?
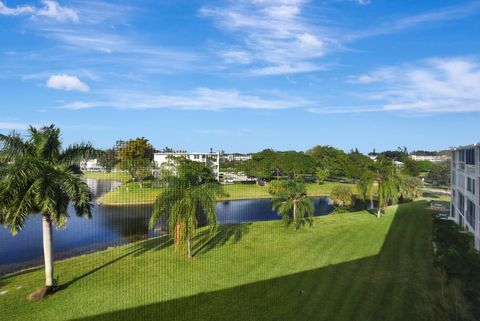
0,180,333,274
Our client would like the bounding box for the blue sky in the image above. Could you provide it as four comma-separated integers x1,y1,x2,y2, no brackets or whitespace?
1,0,480,153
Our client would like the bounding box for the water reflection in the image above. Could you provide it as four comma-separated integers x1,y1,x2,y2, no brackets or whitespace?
0,180,332,274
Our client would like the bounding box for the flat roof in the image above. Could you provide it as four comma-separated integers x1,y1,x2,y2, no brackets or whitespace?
154,152,219,155
451,143,480,151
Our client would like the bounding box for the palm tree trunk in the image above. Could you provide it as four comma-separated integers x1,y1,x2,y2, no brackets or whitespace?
42,215,54,287
293,202,297,227
187,236,192,259
175,222,181,249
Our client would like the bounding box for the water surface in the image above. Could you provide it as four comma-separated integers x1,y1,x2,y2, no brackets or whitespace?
0,180,332,274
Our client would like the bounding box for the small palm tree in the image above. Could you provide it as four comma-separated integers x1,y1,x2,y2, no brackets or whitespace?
271,180,314,230
0,125,98,291
357,171,375,209
149,158,225,258
374,158,400,218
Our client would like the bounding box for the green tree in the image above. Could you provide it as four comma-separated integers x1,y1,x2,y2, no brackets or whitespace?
306,145,348,177
243,149,277,179
399,176,423,200
427,161,451,187
403,158,420,177
118,137,154,188
375,157,400,218
97,148,118,173
345,151,374,183
0,125,97,291
330,185,354,207
417,160,434,172
270,180,314,230
267,180,287,195
243,149,315,180
315,167,329,184
149,158,225,258
357,171,375,209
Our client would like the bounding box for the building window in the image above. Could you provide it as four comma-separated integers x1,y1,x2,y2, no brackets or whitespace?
458,150,465,162
194,155,200,160
458,193,465,214
452,151,456,162
451,204,456,218
467,200,476,227
467,177,476,194
466,149,475,165
452,171,457,186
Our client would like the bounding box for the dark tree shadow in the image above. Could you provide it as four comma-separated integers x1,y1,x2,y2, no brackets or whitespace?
131,235,173,257
59,235,173,291
59,247,143,291
193,223,251,256
0,266,43,280
67,201,449,321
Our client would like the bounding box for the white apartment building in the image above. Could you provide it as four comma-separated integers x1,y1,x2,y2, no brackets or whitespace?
80,159,105,172
225,154,252,162
450,144,480,249
410,154,449,163
154,151,220,180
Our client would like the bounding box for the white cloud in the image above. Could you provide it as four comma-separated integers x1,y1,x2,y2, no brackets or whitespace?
62,101,95,109
348,2,480,40
346,57,480,113
251,62,323,76
46,74,90,92
0,1,78,22
220,50,252,64
200,0,335,75
61,87,313,111
0,122,28,130
348,67,396,84
352,0,371,5
0,2,35,15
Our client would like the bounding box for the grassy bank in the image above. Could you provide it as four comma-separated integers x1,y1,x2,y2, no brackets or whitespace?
0,201,450,321
82,171,132,184
97,181,356,205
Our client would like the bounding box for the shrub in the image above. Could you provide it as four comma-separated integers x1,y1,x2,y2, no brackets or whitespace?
267,180,286,196
330,185,354,207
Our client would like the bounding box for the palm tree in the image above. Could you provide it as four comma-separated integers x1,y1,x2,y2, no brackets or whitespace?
0,125,98,291
357,171,375,209
271,180,314,230
374,158,400,218
149,158,225,258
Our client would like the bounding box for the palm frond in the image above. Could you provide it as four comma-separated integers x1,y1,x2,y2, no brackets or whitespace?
59,142,101,166
0,131,30,162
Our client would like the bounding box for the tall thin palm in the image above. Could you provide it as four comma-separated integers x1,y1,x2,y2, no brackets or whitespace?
149,158,225,258
357,171,375,209
0,125,98,289
374,158,399,218
272,180,314,230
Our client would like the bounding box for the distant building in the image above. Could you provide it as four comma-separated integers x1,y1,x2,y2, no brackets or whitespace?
154,151,220,180
450,144,479,249
220,171,256,184
224,154,252,162
80,159,105,172
410,154,449,163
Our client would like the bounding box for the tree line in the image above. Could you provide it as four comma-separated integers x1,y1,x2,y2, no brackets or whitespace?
0,125,450,299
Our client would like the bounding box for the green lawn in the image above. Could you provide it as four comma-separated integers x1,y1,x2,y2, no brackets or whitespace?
98,181,356,205
82,171,132,184
0,201,450,321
